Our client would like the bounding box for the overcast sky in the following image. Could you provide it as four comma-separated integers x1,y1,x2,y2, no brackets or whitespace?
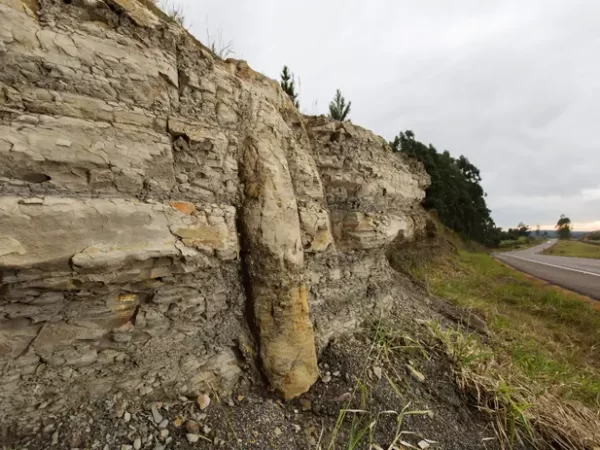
167,0,600,231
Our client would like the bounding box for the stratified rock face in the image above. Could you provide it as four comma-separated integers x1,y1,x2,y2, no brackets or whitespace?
0,0,428,415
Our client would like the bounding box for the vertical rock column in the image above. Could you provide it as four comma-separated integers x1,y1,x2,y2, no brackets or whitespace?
238,107,318,400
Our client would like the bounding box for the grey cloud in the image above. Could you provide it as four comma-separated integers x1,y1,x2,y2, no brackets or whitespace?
171,0,600,230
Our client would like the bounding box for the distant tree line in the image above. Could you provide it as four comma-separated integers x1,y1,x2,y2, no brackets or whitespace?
498,222,532,241
391,131,500,247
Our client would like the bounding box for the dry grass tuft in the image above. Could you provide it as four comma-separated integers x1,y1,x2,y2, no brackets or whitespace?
416,247,600,449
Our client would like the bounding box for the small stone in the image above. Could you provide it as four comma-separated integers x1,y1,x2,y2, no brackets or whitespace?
202,425,211,434
373,367,382,380
159,429,169,439
153,445,165,450
195,413,207,421
133,438,142,450
321,374,332,383
197,393,210,410
332,371,340,377
173,416,184,428
274,427,282,437
226,398,234,407
123,412,131,423
406,364,426,383
52,431,59,445
186,434,200,443
151,405,163,424
121,445,133,450
418,440,431,449
236,395,244,402
333,392,352,403
214,437,225,446
185,420,200,434
178,396,189,402
292,424,301,433
103,445,109,450
158,419,169,429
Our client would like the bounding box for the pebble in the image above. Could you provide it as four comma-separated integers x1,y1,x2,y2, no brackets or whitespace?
418,440,431,449
159,429,169,439
202,425,212,434
185,420,200,434
123,412,131,423
52,431,59,445
173,416,184,428
121,446,133,450
321,373,332,383
158,419,169,429
332,371,340,377
197,393,211,410
186,433,200,443
151,405,163,424
373,366,382,380
292,424,301,433
274,427,282,437
333,392,352,403
133,438,142,450
226,398,234,407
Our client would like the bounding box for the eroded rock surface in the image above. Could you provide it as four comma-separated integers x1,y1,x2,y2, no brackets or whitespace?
0,0,429,420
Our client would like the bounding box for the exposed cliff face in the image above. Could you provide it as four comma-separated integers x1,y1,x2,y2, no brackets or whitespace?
0,0,429,417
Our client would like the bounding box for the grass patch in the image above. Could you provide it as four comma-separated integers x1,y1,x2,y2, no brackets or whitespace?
499,236,544,250
542,240,600,259
411,249,600,448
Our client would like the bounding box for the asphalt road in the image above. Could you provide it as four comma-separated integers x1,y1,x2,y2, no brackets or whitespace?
495,239,600,300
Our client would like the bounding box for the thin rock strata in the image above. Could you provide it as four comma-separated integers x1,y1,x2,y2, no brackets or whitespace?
0,0,429,421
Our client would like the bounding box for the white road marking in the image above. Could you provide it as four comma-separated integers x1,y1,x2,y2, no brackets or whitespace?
500,253,600,278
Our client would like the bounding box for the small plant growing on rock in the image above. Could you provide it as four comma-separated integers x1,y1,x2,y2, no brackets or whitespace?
280,66,299,108
328,89,351,121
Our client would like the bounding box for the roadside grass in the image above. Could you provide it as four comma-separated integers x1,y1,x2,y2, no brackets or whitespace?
411,249,600,448
542,239,600,259
499,236,545,250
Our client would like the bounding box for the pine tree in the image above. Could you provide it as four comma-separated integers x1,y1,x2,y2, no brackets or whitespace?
328,89,351,121
280,66,299,108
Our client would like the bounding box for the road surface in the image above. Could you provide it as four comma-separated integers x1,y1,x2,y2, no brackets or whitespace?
495,239,600,300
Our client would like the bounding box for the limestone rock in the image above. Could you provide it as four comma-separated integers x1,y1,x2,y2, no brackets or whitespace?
0,0,429,419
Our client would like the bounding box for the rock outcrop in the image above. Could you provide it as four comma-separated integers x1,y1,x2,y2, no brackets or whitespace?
0,0,429,417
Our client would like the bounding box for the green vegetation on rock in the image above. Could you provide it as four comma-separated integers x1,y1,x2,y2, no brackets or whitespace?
280,65,299,108
328,89,351,121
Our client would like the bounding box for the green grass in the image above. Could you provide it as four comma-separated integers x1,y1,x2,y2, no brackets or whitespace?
542,239,600,259
499,236,541,250
409,248,600,448
413,250,600,407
